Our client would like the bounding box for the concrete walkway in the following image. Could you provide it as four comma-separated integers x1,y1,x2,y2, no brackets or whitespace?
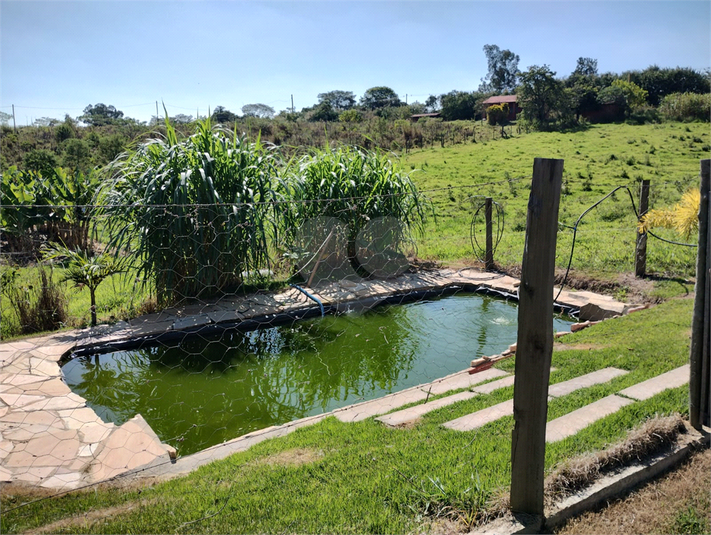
0,268,635,490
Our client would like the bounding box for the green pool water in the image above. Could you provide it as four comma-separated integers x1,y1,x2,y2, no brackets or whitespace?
62,293,574,456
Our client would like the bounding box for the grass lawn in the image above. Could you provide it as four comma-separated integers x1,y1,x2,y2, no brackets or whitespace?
403,121,708,277
0,296,694,534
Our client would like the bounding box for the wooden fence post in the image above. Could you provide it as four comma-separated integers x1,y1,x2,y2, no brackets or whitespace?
690,159,710,430
510,158,563,520
485,197,494,271
635,179,651,278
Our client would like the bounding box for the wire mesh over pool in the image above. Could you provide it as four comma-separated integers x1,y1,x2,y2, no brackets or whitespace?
62,292,574,456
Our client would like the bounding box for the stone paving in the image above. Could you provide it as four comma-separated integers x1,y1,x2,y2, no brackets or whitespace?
546,395,635,443
441,368,629,431
437,365,689,438
0,268,636,490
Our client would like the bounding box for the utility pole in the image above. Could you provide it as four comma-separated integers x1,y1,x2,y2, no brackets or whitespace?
11,104,16,133
156,101,159,123
291,94,295,114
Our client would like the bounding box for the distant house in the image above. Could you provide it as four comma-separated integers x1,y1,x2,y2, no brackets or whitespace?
410,112,441,122
482,95,521,121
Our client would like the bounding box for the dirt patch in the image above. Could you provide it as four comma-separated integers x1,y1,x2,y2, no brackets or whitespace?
252,447,324,468
545,414,687,503
553,447,710,535
500,265,692,305
25,498,159,535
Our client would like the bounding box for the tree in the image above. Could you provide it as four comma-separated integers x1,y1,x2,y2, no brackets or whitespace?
33,117,59,127
241,103,275,119
172,114,194,124
479,44,520,93
610,79,648,116
24,149,57,176
439,91,477,121
317,90,356,111
573,57,598,77
211,106,237,123
79,103,124,126
0,111,12,126
627,66,710,106
424,95,440,112
407,102,426,115
309,102,339,122
568,80,600,120
518,65,571,129
55,122,74,143
62,138,91,171
98,134,126,164
487,103,509,126
360,87,401,109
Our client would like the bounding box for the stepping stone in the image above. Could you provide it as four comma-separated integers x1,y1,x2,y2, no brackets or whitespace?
442,399,514,431
441,368,629,432
427,368,509,396
548,367,628,398
618,364,690,401
335,388,429,423
546,395,634,442
376,391,478,427
472,375,516,395
337,368,510,424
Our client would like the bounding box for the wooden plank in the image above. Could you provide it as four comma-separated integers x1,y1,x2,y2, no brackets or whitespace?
485,197,494,271
690,159,710,430
510,158,563,516
635,179,651,277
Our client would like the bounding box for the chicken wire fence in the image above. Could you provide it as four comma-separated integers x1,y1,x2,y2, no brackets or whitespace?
0,191,526,494
0,176,698,499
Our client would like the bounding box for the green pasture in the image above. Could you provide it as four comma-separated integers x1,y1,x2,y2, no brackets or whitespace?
403,121,709,277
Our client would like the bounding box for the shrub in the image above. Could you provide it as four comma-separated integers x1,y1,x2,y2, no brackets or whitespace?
339,110,363,123
3,265,68,336
659,92,711,122
486,103,509,126
23,149,57,176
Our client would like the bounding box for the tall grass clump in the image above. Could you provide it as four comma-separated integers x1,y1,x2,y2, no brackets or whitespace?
659,92,711,122
1,265,68,336
100,118,282,306
279,146,428,273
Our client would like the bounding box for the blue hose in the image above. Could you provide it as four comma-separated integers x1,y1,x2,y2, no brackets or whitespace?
290,284,325,317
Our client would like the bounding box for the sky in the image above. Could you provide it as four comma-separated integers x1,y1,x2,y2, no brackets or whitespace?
1,0,710,125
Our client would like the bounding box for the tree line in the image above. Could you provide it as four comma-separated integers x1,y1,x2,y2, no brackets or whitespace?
1,45,709,175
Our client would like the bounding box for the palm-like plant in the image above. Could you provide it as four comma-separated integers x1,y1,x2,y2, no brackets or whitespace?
42,243,124,327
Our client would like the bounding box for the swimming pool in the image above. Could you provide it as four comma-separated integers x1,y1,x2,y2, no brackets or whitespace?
62,292,573,455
